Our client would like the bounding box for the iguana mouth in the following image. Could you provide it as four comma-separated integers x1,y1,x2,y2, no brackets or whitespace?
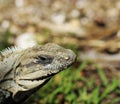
16,74,55,90
19,73,55,81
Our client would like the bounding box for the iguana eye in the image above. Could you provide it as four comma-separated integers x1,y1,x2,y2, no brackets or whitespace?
36,55,53,65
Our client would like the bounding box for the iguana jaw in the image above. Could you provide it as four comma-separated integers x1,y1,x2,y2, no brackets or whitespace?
15,70,54,90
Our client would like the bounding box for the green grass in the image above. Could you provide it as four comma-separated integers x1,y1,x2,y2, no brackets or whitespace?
25,61,120,104
0,30,13,50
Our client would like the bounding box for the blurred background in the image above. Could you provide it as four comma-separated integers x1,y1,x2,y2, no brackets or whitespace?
0,0,120,104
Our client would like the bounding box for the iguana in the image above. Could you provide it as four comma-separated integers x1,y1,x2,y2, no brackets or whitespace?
0,43,76,104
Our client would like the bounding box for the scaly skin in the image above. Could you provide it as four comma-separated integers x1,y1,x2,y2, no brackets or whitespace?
0,43,76,104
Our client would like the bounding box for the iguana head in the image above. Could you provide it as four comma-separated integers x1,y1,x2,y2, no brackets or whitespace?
0,43,76,102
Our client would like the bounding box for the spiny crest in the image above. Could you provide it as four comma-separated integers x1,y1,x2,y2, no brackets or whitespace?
0,46,23,56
